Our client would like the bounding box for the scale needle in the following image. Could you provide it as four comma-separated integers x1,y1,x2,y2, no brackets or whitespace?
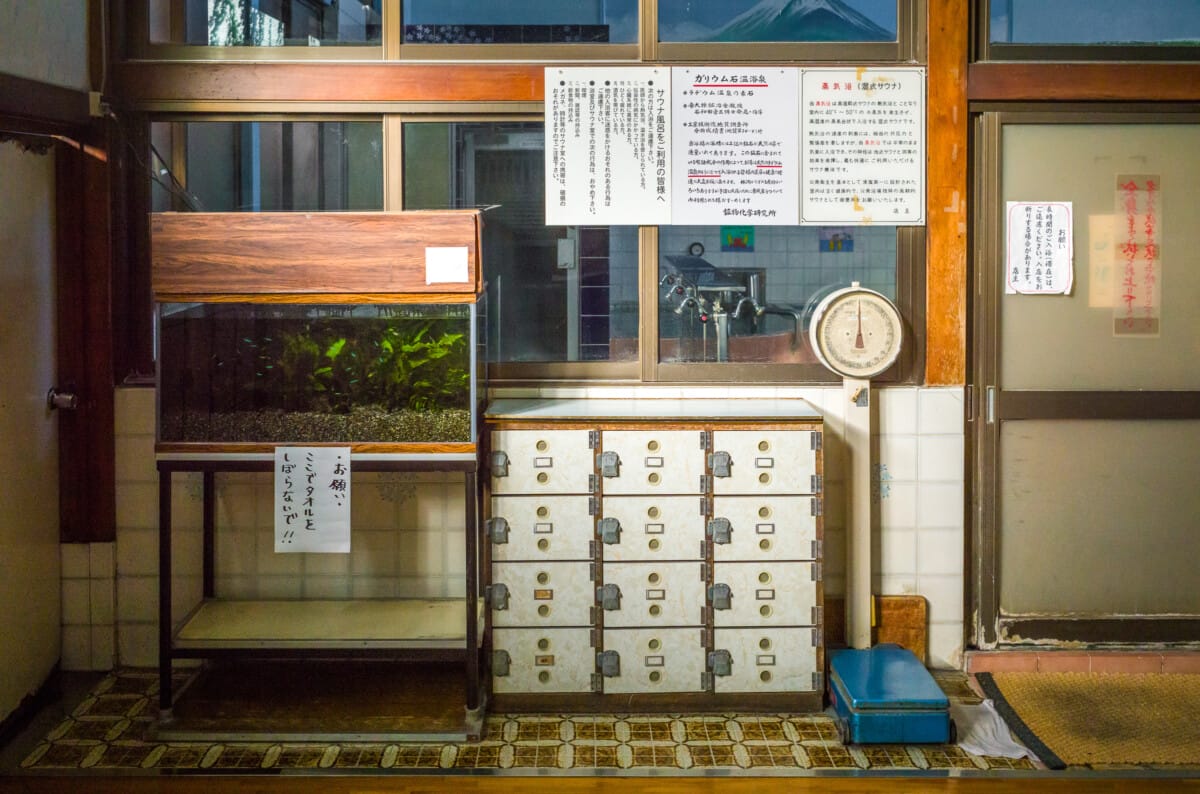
854,300,865,349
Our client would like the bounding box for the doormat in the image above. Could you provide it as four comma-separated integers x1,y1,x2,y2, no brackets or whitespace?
976,671,1200,769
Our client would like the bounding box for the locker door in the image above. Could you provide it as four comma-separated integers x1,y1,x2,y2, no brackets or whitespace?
491,561,594,627
601,430,706,495
710,430,818,495
599,496,705,563
493,628,594,694
711,562,817,627
490,495,594,562
491,429,594,495
711,628,817,693
709,496,817,562
601,628,706,694
599,562,707,628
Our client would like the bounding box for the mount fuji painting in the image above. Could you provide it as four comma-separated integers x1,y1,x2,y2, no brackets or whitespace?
692,0,894,43
711,0,892,42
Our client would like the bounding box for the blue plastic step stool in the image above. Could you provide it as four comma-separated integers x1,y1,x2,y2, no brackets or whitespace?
828,644,954,745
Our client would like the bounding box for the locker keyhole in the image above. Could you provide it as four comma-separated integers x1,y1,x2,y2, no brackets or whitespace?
647,440,660,452
758,440,770,452
536,440,548,451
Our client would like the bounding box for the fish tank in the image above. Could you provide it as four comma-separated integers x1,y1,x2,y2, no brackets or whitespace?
156,298,486,449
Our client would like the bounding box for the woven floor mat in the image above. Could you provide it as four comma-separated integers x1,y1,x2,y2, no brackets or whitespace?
976,672,1200,769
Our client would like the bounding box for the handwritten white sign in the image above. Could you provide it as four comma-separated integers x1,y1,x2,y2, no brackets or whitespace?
274,447,351,553
1005,201,1074,295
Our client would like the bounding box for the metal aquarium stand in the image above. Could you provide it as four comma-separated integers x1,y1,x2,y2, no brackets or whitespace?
155,452,483,740
828,644,954,745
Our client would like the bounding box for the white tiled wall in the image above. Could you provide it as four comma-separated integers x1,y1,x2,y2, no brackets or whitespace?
109,383,965,670
59,541,116,671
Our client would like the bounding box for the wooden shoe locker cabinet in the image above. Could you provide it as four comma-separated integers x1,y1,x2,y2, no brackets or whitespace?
484,398,825,713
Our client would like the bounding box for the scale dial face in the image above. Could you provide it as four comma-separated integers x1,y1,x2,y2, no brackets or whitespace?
809,286,904,379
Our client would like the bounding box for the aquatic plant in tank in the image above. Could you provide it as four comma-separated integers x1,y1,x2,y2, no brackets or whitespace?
158,303,476,444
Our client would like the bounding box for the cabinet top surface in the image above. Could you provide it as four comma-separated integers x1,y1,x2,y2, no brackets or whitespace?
484,398,822,422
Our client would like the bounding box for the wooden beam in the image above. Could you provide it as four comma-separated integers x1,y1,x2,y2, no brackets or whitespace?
924,0,968,385
0,73,89,134
969,63,1200,103
113,62,546,106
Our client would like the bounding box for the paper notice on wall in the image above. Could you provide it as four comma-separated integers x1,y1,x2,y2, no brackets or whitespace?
800,67,925,225
274,447,351,553
545,67,671,225
1112,174,1162,337
1004,202,1074,295
425,246,469,284
671,67,799,225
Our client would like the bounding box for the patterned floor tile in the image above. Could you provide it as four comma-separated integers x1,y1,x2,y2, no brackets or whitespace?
510,743,562,768
922,745,981,770
736,717,789,742
806,743,861,769
513,718,563,743
687,742,741,768
90,742,158,769
572,719,619,742
153,745,208,769
629,743,681,768
208,745,270,769
743,743,802,768
453,744,503,768
981,755,1037,770
572,744,621,768
682,717,731,742
392,744,446,768
332,745,386,769
624,718,675,743
861,745,918,769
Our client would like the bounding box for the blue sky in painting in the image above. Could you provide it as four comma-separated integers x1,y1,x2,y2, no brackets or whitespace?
990,0,1200,44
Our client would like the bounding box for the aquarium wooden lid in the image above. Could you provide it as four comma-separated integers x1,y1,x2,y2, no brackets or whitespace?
151,209,486,298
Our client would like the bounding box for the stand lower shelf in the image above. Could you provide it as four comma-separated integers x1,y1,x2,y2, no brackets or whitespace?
175,598,487,651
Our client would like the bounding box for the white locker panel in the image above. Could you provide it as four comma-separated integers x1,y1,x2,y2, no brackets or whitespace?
710,496,817,562
712,628,818,693
600,430,706,495
490,495,594,562
711,562,817,628
710,430,818,495
490,429,594,495
491,561,594,627
600,496,705,562
492,628,594,694
601,628,707,694
600,562,707,628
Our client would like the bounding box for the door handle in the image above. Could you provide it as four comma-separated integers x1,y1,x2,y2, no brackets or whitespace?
47,387,79,411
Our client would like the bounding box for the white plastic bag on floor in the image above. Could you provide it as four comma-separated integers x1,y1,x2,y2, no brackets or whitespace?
950,699,1035,759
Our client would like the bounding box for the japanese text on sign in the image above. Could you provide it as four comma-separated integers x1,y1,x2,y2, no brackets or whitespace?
546,67,671,226
1005,202,1074,295
671,68,799,225
800,68,925,225
274,447,351,553
1112,174,1162,337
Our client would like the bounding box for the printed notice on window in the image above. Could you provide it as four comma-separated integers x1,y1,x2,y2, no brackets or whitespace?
1112,174,1162,337
1005,202,1074,295
671,67,799,225
546,67,671,226
800,68,925,225
274,447,351,553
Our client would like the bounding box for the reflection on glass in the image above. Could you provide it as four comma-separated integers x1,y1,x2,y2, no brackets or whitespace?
149,0,382,46
403,122,638,364
659,0,896,43
402,0,638,43
658,225,896,364
150,121,383,212
989,0,1200,45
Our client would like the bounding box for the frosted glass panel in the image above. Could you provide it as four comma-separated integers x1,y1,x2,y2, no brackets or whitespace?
1000,124,1200,390
999,420,1200,616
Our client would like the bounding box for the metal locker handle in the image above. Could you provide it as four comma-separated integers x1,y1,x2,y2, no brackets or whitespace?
707,517,732,544
708,583,732,610
708,649,733,677
598,516,622,545
597,583,622,610
597,450,621,478
491,451,510,477
492,650,511,676
487,517,509,545
708,451,732,478
597,650,621,677
486,583,510,611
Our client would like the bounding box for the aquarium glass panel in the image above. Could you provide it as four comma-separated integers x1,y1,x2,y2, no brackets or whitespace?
149,0,382,46
402,0,637,44
403,121,639,364
658,0,897,43
658,225,897,364
158,121,383,212
989,0,1200,45
158,303,476,443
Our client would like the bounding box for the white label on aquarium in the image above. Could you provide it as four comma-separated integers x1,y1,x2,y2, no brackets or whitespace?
425,246,469,284
274,447,351,554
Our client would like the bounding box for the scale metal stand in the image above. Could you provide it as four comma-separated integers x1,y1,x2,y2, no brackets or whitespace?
809,283,953,745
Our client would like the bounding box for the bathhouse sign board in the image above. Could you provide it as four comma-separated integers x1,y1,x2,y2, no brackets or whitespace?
545,66,925,227
274,446,351,553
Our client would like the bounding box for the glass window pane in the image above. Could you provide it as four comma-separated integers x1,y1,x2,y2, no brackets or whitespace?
658,225,897,364
403,0,637,44
989,0,1200,45
149,0,382,46
999,123,1200,390
659,0,896,43
162,121,383,212
403,121,638,364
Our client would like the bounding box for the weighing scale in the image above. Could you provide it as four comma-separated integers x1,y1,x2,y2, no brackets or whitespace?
809,283,954,745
